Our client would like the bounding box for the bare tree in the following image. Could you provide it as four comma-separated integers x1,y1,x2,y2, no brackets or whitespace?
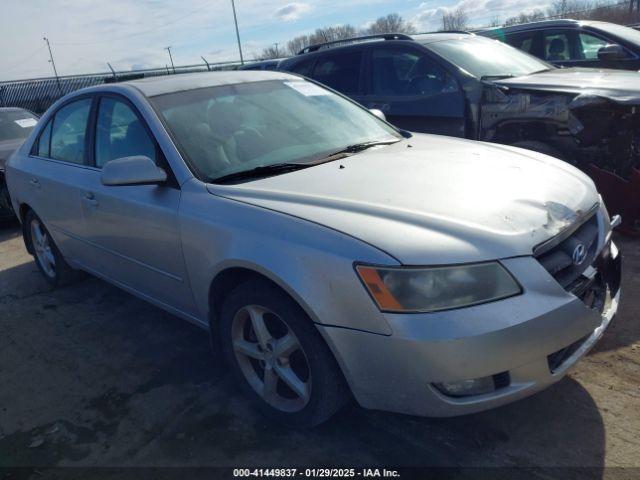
504,9,546,26
441,7,469,31
489,15,502,27
287,35,309,55
547,0,589,18
286,24,358,55
254,46,280,60
365,13,417,34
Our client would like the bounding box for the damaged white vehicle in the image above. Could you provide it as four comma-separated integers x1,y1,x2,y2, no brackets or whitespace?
6,72,622,426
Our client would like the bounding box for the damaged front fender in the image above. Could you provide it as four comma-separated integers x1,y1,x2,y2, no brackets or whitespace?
479,84,640,234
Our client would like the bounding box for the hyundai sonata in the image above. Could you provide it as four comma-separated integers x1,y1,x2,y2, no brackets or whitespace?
6,71,621,426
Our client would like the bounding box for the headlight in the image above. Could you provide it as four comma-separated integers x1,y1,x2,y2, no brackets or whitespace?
356,262,521,313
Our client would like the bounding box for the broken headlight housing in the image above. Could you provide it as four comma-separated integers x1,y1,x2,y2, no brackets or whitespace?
356,262,521,313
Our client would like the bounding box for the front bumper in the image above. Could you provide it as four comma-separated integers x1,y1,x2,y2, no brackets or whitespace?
319,241,621,417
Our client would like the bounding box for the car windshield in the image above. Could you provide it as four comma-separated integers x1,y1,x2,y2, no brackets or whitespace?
150,79,401,182
427,37,552,79
595,22,640,46
0,109,38,142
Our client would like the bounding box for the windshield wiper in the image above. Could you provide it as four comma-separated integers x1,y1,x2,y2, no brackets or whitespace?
480,74,515,81
312,139,401,163
531,68,555,74
211,163,310,184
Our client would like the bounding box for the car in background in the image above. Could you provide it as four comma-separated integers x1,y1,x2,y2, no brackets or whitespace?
278,33,640,234
5,71,621,426
479,20,640,70
239,59,283,71
0,107,39,220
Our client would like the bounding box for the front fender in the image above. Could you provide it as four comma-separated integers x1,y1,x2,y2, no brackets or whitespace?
179,180,397,335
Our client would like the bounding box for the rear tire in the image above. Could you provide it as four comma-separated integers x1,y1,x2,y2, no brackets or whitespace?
24,210,77,287
219,278,349,427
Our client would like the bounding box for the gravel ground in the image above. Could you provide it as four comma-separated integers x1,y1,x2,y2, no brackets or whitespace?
0,220,638,478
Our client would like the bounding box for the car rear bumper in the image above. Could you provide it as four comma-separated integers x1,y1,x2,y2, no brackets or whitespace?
319,241,621,417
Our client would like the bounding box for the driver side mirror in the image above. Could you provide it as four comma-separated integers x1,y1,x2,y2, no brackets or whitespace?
101,156,167,186
598,43,627,61
369,108,386,122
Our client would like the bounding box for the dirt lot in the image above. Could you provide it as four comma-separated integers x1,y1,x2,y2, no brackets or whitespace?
0,220,639,478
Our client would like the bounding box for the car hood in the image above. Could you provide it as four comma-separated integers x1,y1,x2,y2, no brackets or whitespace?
0,138,23,171
207,135,599,265
495,68,640,104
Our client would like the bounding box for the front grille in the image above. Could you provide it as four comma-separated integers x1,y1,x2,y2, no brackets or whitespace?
535,213,599,290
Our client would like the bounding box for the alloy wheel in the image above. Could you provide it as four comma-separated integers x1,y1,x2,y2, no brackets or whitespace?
30,218,56,278
231,305,311,412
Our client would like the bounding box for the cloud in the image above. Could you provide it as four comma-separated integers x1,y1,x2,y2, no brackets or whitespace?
413,0,554,30
274,2,312,22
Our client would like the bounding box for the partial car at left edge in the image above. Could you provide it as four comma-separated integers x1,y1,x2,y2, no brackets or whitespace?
0,107,38,220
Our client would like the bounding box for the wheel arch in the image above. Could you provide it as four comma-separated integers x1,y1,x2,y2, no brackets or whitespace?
19,203,35,254
207,263,321,345
207,263,354,408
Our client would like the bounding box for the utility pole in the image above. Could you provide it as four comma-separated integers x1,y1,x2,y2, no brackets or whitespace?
164,46,176,73
43,37,62,94
274,42,280,57
230,0,244,65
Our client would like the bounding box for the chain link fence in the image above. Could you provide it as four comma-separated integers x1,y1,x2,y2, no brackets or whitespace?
0,61,240,115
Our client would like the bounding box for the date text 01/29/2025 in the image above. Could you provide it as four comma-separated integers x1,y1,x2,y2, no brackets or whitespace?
233,468,401,478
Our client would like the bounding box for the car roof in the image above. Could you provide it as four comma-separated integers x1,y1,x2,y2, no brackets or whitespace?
411,32,476,44
122,70,298,97
480,19,606,35
279,32,476,65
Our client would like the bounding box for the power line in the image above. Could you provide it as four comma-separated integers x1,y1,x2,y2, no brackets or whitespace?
53,1,214,46
2,45,46,74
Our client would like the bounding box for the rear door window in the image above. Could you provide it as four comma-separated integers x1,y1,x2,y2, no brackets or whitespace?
49,98,92,164
505,31,537,54
287,58,315,76
311,51,363,95
543,32,572,61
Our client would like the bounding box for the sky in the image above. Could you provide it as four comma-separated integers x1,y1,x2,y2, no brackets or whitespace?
0,0,555,81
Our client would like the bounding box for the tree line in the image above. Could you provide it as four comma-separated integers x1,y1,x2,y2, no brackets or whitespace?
255,1,633,60
254,13,416,60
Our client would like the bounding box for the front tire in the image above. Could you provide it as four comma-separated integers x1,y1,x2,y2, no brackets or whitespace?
24,210,77,287
219,279,349,427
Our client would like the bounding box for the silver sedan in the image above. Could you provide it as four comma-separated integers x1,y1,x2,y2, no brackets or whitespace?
6,71,622,426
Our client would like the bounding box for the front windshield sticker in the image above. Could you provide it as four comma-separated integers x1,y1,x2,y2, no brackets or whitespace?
284,81,330,97
14,118,37,128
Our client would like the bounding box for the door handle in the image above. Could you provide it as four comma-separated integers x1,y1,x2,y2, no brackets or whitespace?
83,192,99,207
29,178,41,189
